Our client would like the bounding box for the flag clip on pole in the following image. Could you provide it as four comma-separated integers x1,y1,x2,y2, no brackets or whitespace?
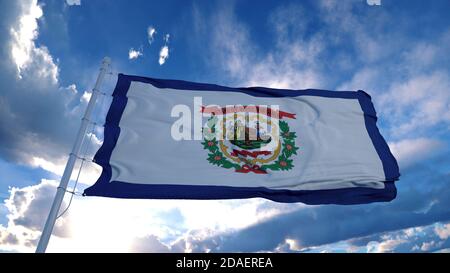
35,57,111,253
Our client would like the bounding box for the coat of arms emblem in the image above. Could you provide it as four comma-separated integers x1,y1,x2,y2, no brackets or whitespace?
201,106,299,174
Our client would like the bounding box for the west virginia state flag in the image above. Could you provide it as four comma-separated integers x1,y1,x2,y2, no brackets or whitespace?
84,74,400,204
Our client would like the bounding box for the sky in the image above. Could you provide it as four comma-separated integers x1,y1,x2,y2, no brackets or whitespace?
0,0,449,253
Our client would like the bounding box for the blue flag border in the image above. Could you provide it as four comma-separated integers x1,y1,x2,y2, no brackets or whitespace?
83,74,400,204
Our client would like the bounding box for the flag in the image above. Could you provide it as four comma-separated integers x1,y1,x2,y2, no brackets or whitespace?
83,74,400,204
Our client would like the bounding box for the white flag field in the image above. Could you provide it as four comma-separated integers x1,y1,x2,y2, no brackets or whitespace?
84,74,400,204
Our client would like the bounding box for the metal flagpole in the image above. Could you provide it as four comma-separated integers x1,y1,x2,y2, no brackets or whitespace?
36,57,111,253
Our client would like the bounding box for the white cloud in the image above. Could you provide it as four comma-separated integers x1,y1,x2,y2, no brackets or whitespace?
0,180,70,252
128,48,143,60
338,68,380,91
0,0,90,166
367,238,406,253
367,0,381,6
420,240,440,252
403,43,438,69
30,151,102,185
404,227,424,238
206,7,252,81
0,177,296,252
158,45,169,65
66,0,81,6
197,1,450,142
380,72,450,137
280,238,303,252
157,33,171,65
81,90,91,103
435,248,450,253
10,1,42,73
317,0,388,63
315,222,450,253
202,4,323,89
147,26,157,44
388,138,445,168
10,0,59,84
163,33,170,43
130,235,173,253
435,223,450,240
86,132,102,147
31,157,66,176
362,225,447,253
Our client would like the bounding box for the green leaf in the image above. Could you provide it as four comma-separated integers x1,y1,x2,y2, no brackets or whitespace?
222,161,239,169
261,164,280,171
283,132,296,140
207,152,223,166
284,138,295,146
279,120,289,133
282,140,299,157
202,139,219,152
201,140,209,149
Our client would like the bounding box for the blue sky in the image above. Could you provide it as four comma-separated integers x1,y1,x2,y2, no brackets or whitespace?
0,0,449,252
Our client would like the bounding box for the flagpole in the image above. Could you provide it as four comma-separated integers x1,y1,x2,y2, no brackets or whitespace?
36,57,111,253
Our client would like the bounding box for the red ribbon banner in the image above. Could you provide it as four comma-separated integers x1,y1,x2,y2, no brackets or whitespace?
201,106,296,119
235,164,267,174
